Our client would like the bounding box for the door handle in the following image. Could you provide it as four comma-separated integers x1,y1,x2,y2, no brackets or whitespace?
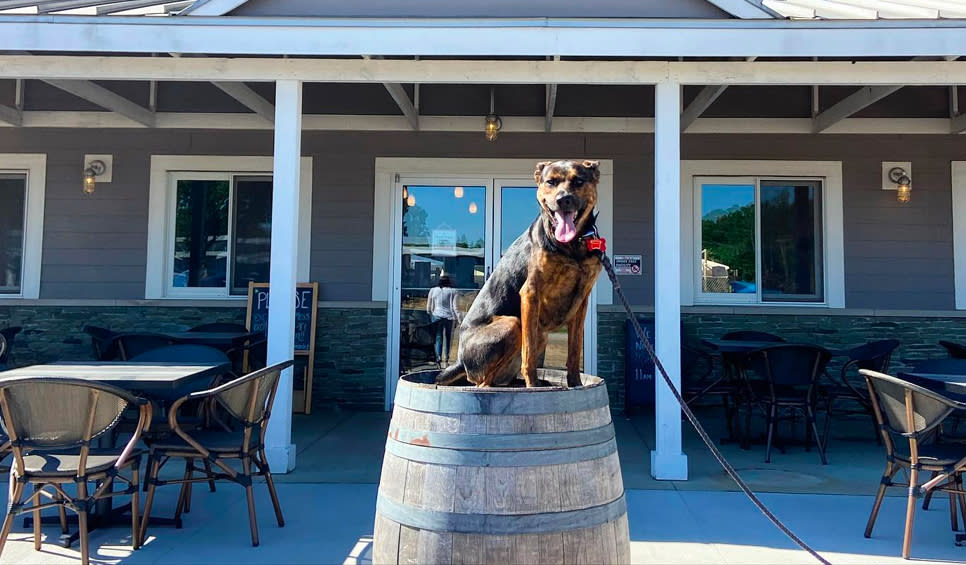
485,266,492,281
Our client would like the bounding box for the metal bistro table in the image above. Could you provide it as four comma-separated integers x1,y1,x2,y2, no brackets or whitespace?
903,370,966,400
0,361,230,546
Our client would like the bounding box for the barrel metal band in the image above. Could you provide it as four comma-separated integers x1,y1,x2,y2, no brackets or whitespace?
376,493,627,535
393,382,609,415
385,436,617,467
388,423,614,451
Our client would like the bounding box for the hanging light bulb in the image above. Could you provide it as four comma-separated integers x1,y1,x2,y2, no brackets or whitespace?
889,167,912,204
454,186,464,198
468,201,478,214
484,87,502,142
407,194,416,207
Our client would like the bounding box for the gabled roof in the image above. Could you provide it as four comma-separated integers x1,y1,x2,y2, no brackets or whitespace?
0,1,196,15
762,0,966,19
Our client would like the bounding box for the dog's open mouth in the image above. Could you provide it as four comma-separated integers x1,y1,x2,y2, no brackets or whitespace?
553,209,578,243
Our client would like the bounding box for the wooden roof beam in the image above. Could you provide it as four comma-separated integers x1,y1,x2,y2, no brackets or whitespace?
43,78,155,126
681,57,755,132
0,103,21,126
364,55,419,131
545,55,560,133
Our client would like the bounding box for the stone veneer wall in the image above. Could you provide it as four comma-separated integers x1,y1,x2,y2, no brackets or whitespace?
0,305,389,412
597,310,966,413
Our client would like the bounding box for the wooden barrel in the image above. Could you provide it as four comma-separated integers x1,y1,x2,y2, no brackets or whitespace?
373,369,630,564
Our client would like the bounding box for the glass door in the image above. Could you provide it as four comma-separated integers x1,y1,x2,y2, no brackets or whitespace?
396,180,490,374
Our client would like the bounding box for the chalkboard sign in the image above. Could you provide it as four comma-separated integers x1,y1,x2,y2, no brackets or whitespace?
624,316,656,412
245,282,319,414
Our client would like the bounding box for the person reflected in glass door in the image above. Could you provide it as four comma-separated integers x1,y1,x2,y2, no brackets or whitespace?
427,275,460,365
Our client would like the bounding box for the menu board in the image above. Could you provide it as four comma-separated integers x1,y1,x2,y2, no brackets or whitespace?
245,282,318,413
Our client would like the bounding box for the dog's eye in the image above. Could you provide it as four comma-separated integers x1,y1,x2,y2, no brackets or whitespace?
546,178,559,187
572,179,584,187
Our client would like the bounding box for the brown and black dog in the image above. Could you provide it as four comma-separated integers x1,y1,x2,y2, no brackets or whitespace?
436,159,603,388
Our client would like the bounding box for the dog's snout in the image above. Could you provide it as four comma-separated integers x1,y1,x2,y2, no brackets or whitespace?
555,193,577,210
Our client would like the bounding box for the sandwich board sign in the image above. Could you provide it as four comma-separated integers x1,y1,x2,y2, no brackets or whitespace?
245,282,318,414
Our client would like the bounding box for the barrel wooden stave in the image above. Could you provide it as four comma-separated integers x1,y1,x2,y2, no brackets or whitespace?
374,371,630,565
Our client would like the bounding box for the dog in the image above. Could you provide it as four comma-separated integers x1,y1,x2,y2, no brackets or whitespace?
436,159,603,388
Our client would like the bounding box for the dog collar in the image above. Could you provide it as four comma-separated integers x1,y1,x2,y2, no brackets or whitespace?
581,226,606,254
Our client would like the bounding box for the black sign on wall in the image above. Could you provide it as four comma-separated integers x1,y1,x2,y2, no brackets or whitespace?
245,282,319,413
624,316,656,412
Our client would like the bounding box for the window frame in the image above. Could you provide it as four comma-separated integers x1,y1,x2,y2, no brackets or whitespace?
0,154,45,300
681,160,844,308
146,155,312,300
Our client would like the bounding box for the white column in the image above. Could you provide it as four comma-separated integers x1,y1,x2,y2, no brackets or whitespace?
265,79,302,473
650,80,688,480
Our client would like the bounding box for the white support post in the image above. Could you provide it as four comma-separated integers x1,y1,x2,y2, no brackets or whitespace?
265,79,302,473
651,81,688,481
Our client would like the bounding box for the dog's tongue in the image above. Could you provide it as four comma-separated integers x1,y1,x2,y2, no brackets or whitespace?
554,210,577,243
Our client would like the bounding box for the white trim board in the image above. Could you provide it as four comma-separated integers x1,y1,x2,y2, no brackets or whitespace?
6,57,966,85
680,160,845,309
5,17,966,57
0,154,45,299
145,155,312,299
953,162,966,310
0,113,961,135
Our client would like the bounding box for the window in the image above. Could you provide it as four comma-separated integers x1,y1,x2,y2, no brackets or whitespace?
681,161,844,308
146,156,312,300
170,174,272,297
697,177,824,303
0,155,45,299
0,174,26,295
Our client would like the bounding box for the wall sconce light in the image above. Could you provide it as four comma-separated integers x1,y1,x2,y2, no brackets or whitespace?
484,87,502,142
454,186,464,198
81,155,112,195
82,160,105,195
882,161,912,204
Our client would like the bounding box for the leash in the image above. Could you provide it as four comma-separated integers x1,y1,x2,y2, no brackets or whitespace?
583,233,830,565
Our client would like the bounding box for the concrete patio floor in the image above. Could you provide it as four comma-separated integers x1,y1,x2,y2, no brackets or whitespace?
2,406,965,564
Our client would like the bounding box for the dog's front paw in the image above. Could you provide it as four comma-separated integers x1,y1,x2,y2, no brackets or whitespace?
566,371,583,388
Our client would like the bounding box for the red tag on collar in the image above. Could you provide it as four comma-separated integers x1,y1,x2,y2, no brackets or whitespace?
586,237,606,253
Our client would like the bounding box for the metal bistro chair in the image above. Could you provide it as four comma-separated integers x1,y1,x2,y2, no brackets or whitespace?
112,332,177,361
139,361,293,547
823,339,901,447
861,369,966,560
82,325,120,361
939,340,966,360
188,322,267,373
0,326,21,368
0,377,151,565
742,344,832,464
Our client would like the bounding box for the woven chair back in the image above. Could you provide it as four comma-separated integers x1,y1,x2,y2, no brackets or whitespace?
848,339,900,372
745,344,831,388
215,362,289,426
0,378,138,450
861,370,957,438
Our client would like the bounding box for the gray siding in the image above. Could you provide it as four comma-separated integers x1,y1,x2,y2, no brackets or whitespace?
229,0,732,18
0,129,963,309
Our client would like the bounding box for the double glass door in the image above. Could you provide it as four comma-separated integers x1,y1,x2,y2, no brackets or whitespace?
393,177,591,385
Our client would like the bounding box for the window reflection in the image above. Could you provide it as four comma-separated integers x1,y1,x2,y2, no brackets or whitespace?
0,174,25,294
700,184,756,294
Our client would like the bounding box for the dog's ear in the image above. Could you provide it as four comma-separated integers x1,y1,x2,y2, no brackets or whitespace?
534,161,552,184
581,160,601,183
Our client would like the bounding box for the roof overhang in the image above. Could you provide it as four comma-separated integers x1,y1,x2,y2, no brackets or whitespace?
1,16,966,57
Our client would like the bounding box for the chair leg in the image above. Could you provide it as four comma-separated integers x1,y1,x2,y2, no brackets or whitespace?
139,456,162,546
903,467,921,560
77,481,90,565
242,457,259,547
0,480,24,559
32,484,42,551
56,490,68,535
807,407,827,465
203,460,216,493
950,488,960,532
866,463,897,538
765,403,776,463
923,471,938,510
822,397,834,452
131,464,141,551
259,450,284,527
174,459,192,525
